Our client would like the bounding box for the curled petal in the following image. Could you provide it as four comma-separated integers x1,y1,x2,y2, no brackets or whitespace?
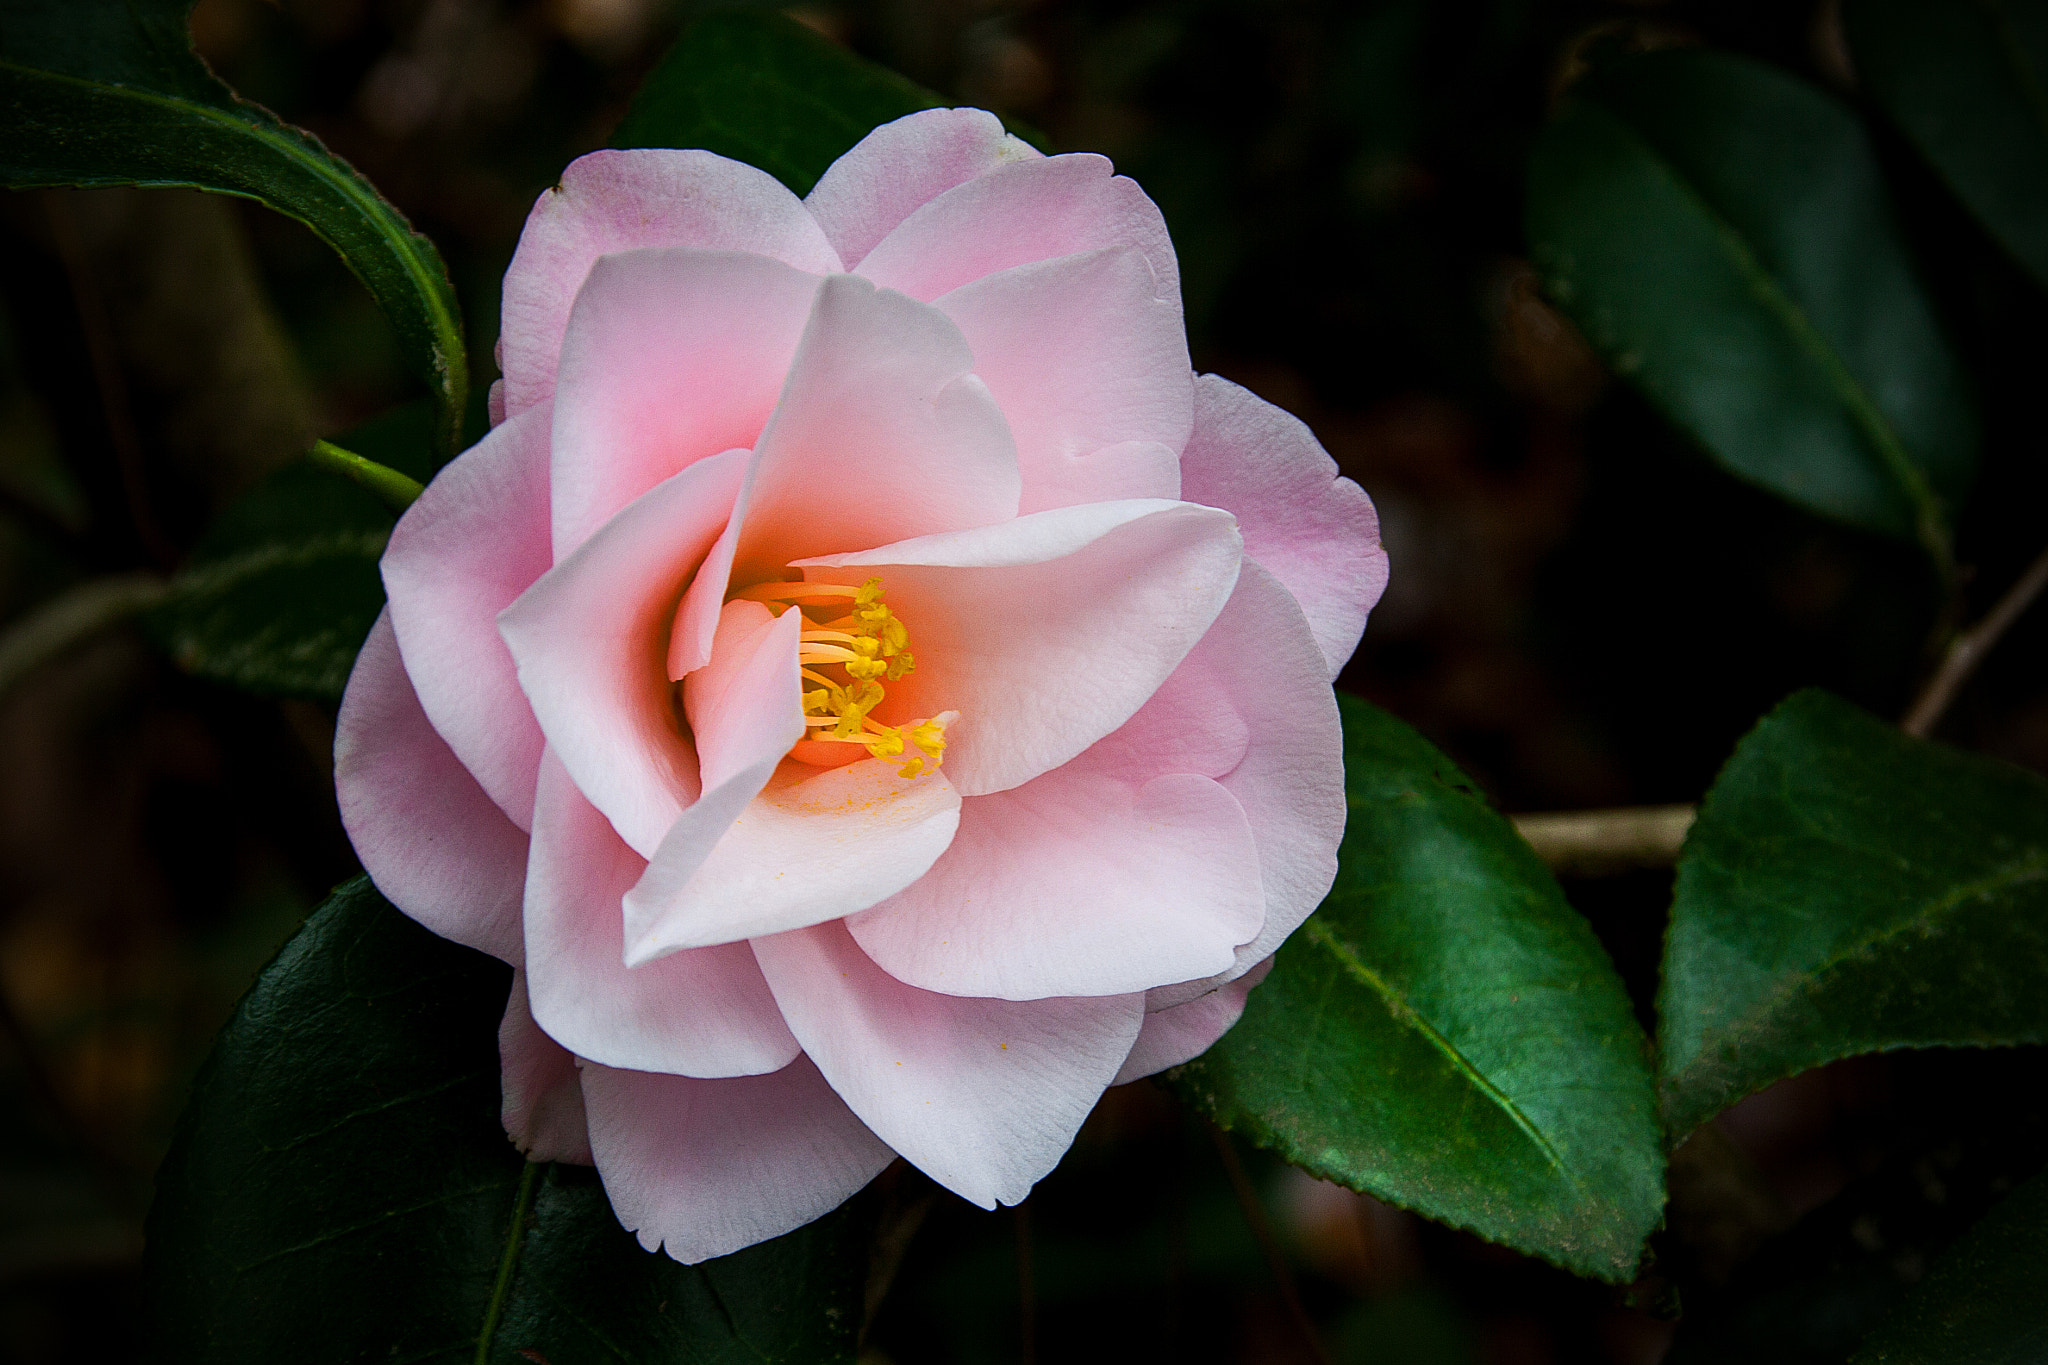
550,249,823,559
805,107,1040,269
524,751,800,1077
335,611,527,964
753,922,1142,1209
936,247,1189,513
855,153,1179,310
626,759,961,958
500,149,840,418
382,401,552,829
1179,374,1388,678
581,1056,896,1265
734,274,1021,579
1113,959,1273,1086
499,449,746,859
797,498,1242,797
848,771,1262,1000
499,971,593,1164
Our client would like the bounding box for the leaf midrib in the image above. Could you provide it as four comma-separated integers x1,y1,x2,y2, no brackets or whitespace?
1663,842,2048,1126
1587,100,1950,565
1301,916,1578,1186
0,57,462,394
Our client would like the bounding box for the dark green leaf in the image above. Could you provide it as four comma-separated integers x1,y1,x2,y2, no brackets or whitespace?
141,402,445,700
0,0,467,452
1169,695,1663,1282
146,877,870,1363
1527,48,1975,561
1851,1166,2048,1365
1658,689,2048,1141
611,10,941,196
1846,0,2048,293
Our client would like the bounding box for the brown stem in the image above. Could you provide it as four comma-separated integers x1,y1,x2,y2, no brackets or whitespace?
1510,804,1696,876
1206,1122,1332,1365
1901,541,2048,739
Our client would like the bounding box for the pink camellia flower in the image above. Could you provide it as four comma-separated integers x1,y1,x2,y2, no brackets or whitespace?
335,108,1387,1262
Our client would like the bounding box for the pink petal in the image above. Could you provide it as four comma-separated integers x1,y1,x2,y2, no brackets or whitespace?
847,770,1261,1000
855,153,1180,309
796,499,1242,797
752,922,1143,1208
1179,374,1388,678
1113,959,1273,1086
335,611,528,964
733,275,1021,579
625,758,961,960
499,150,840,419
1144,561,1344,1010
549,249,824,560
382,401,552,830
523,751,801,1076
499,971,592,1164
581,1055,896,1265
936,248,1189,513
498,449,746,859
805,108,1041,269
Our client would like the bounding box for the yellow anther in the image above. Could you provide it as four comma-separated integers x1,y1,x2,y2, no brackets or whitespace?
854,577,885,607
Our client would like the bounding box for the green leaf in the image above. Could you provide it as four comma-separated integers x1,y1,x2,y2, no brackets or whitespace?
1846,0,2048,294
611,10,941,196
1169,695,1664,1283
141,402,444,700
1658,689,2048,1141
1850,1167,2048,1365
1526,48,1975,563
146,877,870,1364
0,0,467,453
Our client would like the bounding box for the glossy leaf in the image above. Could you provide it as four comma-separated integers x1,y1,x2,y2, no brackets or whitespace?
1527,48,1975,560
1850,1167,2048,1365
1659,689,2048,1141
1169,695,1664,1282
1846,0,2048,293
0,0,467,452
610,9,941,195
145,877,869,1364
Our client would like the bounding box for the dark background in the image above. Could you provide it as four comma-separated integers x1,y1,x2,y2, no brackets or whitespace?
2,0,2045,1360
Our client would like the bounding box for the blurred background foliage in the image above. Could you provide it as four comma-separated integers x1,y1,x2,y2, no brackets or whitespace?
1,0,2046,1360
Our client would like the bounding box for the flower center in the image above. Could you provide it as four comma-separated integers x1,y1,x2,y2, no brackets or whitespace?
728,577,949,778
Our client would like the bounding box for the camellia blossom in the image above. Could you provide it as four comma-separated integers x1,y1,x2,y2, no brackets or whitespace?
335,108,1388,1263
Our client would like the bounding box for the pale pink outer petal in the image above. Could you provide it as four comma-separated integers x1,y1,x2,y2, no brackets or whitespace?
498,449,746,859
753,922,1143,1209
499,150,841,419
548,250,823,559
336,611,528,964
523,751,800,1076
805,107,1041,269
382,401,552,830
854,153,1180,310
1145,561,1345,1011
796,499,1242,798
935,248,1189,513
581,1056,896,1265
1112,959,1273,1086
499,970,593,1164
847,769,1261,1000
733,274,1021,579
1178,374,1388,678
625,759,962,958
